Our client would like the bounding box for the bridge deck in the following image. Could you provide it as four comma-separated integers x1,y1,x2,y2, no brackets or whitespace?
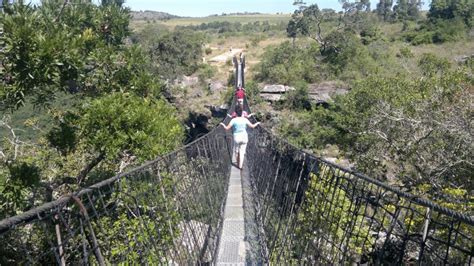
216,164,261,265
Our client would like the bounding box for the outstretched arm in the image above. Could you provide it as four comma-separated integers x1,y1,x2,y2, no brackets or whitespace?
247,113,254,118
247,121,260,128
220,122,232,130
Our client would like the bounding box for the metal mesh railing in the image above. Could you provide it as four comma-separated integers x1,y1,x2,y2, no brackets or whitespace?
246,125,474,265
0,127,232,265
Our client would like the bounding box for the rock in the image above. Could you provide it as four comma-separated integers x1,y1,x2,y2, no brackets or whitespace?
174,75,199,87
206,104,229,118
208,80,226,92
260,85,295,102
455,54,474,63
260,93,284,102
307,81,349,103
261,84,294,93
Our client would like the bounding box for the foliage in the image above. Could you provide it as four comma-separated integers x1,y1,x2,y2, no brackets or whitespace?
148,30,205,80
280,67,473,201
418,53,451,76
0,0,185,224
79,93,183,162
0,1,132,110
284,81,311,110
176,20,287,34
286,171,373,263
255,41,321,84
403,0,472,45
429,0,474,28
197,64,217,84
244,80,263,105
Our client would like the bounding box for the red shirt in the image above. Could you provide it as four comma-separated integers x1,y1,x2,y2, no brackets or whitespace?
235,89,245,99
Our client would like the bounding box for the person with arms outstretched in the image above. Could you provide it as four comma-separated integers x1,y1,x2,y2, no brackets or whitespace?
220,105,260,169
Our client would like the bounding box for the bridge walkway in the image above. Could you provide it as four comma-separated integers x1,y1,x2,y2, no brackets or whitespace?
216,163,262,265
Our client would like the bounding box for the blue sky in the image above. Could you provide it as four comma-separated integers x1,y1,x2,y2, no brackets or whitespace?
27,0,430,17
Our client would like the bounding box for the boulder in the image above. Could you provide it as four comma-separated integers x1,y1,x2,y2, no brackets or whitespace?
307,81,349,103
260,93,284,102
175,75,199,87
208,80,226,92
261,85,294,93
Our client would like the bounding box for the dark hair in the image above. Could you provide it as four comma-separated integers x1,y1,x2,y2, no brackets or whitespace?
235,105,243,117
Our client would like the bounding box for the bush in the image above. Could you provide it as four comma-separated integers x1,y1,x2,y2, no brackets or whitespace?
284,81,312,111
398,46,413,58
205,47,212,55
410,31,435,45
197,64,216,83
244,80,262,105
149,30,205,80
418,53,451,76
432,18,467,43
80,93,184,161
255,41,321,84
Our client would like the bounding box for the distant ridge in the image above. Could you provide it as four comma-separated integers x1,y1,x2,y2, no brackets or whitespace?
208,12,263,17
131,10,180,21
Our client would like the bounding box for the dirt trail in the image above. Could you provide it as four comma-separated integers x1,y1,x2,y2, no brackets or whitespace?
209,48,244,63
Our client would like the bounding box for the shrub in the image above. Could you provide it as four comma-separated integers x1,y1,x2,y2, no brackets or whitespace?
432,18,467,43
255,41,321,84
418,53,451,76
398,46,414,58
284,81,312,111
197,64,216,83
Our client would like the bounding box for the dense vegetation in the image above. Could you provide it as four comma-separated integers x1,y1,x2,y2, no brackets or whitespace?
253,0,473,207
0,1,187,219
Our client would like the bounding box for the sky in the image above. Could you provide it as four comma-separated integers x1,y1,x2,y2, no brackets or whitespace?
25,0,430,17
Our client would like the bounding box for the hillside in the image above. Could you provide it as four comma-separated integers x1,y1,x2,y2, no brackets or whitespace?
130,10,179,21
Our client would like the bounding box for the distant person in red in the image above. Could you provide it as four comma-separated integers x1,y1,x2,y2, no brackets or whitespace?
235,87,245,105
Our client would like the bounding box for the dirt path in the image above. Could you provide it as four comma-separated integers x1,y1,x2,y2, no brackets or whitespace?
209,48,244,63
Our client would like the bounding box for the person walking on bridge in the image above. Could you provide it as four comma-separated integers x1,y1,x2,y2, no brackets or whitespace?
220,105,260,169
235,86,245,105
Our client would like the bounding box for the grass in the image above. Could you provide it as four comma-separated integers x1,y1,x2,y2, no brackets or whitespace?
130,13,291,31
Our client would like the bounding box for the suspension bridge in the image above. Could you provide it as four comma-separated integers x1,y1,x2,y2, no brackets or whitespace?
0,55,473,265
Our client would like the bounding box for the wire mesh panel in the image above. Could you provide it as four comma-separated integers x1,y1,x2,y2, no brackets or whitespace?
246,126,474,265
0,127,231,265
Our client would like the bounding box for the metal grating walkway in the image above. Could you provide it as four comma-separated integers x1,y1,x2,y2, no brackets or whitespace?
216,162,263,265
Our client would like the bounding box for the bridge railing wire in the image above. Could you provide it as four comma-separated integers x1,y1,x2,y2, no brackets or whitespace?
0,124,233,265
245,124,473,264
235,60,473,264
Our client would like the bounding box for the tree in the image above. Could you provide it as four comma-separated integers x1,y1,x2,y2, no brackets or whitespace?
407,0,422,19
286,4,331,46
376,0,394,21
148,30,204,80
0,1,184,219
283,67,473,202
0,1,131,110
393,0,409,20
429,0,474,27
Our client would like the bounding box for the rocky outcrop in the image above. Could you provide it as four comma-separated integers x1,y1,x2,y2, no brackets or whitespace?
260,85,294,101
174,75,199,87
208,80,226,93
260,82,349,103
307,81,349,103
